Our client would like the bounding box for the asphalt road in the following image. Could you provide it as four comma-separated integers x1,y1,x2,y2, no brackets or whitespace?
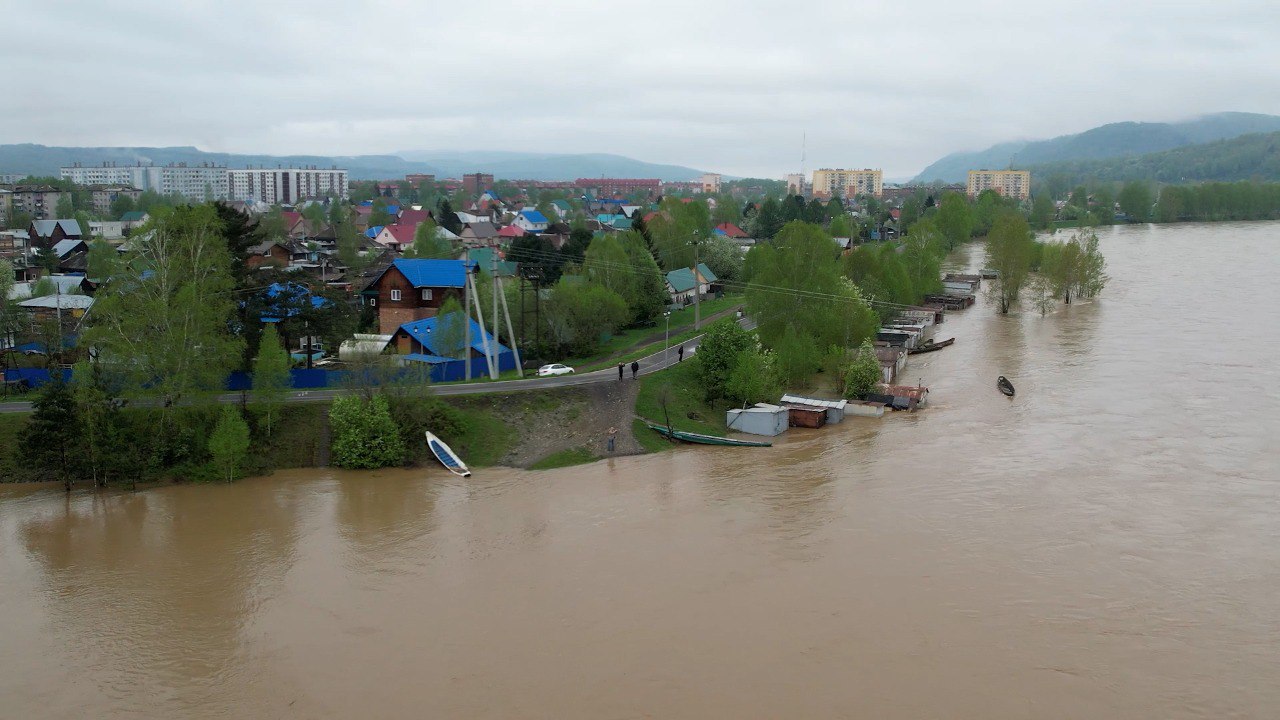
0,317,751,414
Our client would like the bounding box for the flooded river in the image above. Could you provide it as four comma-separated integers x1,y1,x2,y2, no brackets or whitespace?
2,222,1279,718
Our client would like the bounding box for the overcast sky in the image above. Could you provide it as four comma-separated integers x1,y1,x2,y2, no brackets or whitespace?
6,0,1280,178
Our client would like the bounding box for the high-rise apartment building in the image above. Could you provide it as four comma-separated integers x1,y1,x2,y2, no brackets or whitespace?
967,170,1030,199
701,173,722,194
8,185,64,221
810,168,883,198
785,173,807,196
227,167,349,204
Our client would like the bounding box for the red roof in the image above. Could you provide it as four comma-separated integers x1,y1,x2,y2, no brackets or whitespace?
280,211,302,228
395,209,432,226
498,225,526,237
714,222,747,238
889,208,901,219
379,224,419,246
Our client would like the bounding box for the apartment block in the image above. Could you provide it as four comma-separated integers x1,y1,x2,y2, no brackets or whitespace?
8,185,64,221
785,173,807,196
811,168,883,198
227,167,349,204
967,170,1030,199
701,173,722,194
61,163,229,201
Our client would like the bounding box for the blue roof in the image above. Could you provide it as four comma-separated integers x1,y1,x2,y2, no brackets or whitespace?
385,258,474,289
358,200,373,207
713,227,727,235
254,282,331,322
365,225,384,238
385,205,401,215
519,209,548,224
398,315,509,359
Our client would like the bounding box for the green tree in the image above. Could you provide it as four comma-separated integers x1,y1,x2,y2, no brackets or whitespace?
745,222,878,383
20,374,82,490
85,238,120,281
404,218,452,259
841,340,881,399
0,259,21,352
109,193,137,219
901,219,944,300
55,194,75,219
1118,181,1153,221
329,395,406,469
1027,274,1056,316
81,205,243,416
208,404,251,481
544,281,629,355
1029,193,1055,229
434,296,469,359
700,234,744,284
935,192,974,249
985,211,1033,313
1046,229,1109,303
251,323,291,436
73,359,128,487
725,344,780,406
694,318,754,400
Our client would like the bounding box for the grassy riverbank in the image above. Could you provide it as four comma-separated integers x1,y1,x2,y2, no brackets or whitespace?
634,360,730,437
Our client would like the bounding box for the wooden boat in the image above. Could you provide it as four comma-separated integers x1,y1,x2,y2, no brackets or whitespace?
425,431,471,477
646,422,771,447
997,376,1015,397
908,337,955,355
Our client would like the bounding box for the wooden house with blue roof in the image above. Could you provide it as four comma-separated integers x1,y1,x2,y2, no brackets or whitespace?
363,258,476,333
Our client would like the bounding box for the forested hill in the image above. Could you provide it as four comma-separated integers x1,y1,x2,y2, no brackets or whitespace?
0,145,705,182
913,112,1280,183
1025,131,1280,186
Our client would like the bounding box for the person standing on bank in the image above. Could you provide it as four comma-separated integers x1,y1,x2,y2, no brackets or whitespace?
618,362,624,380
607,426,617,453
677,345,684,362
630,361,639,379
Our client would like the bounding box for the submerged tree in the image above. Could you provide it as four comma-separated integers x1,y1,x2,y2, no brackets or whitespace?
984,211,1033,314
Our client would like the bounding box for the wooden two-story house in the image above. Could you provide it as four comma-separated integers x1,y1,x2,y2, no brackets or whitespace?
362,258,474,333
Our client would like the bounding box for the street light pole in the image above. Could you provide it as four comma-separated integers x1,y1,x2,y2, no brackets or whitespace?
664,311,670,366
690,230,702,330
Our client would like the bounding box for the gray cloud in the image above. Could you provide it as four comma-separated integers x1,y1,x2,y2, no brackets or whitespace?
5,0,1279,178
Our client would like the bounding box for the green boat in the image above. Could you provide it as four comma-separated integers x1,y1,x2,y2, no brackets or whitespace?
646,422,772,447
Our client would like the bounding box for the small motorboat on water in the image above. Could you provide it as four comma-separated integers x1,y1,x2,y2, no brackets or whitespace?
908,337,955,355
425,431,471,477
997,376,1016,397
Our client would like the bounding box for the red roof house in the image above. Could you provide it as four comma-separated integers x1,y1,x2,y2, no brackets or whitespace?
714,222,748,238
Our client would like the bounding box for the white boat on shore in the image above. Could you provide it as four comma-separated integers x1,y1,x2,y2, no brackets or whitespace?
425,431,471,477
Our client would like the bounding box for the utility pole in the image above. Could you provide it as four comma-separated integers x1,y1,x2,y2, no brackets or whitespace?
491,250,500,375
463,249,472,381
496,255,523,377
467,264,497,379
690,230,702,330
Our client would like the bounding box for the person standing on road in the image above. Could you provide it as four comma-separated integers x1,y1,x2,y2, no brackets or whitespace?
630,361,639,379
677,345,684,362
618,362,624,380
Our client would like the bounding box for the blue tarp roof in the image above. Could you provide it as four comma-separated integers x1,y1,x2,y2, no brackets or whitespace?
365,225,384,238
385,205,400,215
254,282,331,322
385,258,474,289
398,314,509,359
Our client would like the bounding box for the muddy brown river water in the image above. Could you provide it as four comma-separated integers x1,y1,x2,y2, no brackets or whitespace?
2,222,1279,719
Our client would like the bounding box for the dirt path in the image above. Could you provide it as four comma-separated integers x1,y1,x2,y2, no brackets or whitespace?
484,380,647,468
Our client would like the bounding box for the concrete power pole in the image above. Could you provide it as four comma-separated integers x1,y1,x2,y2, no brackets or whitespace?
464,250,472,381
691,231,702,330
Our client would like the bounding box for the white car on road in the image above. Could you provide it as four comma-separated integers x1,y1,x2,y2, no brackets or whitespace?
537,363,575,377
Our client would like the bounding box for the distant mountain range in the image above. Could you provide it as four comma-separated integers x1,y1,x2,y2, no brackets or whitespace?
1022,130,1280,185
0,145,706,182
912,112,1280,183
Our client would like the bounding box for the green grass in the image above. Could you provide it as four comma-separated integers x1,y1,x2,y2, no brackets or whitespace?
560,294,743,367
528,446,598,470
632,417,674,454
0,413,30,482
634,360,730,436
436,399,517,467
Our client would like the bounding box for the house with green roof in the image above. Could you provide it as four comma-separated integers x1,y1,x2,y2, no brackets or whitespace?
664,263,717,305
